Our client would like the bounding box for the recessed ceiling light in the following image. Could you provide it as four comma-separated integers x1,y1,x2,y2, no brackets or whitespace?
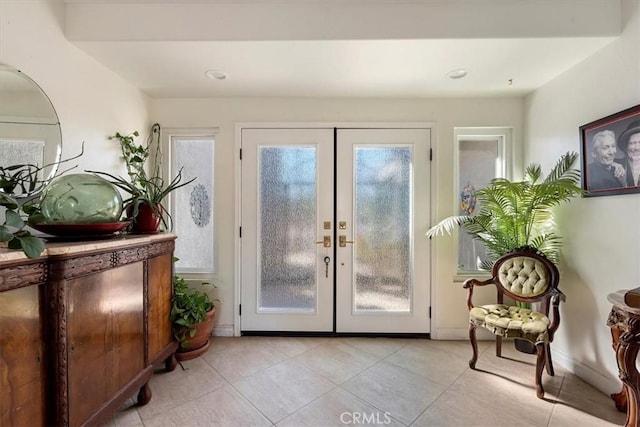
205,69,227,80
446,69,467,79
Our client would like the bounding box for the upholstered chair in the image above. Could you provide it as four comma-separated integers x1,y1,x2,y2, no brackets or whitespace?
463,246,565,399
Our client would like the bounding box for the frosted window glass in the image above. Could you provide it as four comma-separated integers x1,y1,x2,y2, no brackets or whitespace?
0,139,44,168
354,147,412,312
171,137,214,272
259,147,317,312
458,140,499,272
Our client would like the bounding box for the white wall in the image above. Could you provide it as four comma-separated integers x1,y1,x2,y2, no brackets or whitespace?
524,0,640,394
0,0,149,176
150,97,524,336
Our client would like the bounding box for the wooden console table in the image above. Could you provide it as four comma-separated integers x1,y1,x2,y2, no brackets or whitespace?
607,290,640,427
0,233,178,426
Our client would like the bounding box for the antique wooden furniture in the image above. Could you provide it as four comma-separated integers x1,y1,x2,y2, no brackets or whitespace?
462,247,565,398
0,233,178,427
607,289,640,427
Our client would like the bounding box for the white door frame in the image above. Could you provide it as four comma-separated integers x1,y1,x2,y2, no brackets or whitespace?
234,122,435,336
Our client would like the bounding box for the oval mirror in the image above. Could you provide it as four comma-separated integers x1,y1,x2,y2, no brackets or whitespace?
0,64,62,198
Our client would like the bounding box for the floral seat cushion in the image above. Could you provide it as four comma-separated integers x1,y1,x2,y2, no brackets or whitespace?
469,304,550,344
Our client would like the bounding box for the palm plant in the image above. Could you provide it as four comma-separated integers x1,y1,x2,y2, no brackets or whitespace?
426,151,583,269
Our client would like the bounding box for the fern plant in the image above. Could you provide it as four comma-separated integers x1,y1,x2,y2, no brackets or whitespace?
426,151,583,269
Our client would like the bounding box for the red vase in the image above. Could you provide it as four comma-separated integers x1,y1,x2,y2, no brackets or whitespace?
128,203,162,234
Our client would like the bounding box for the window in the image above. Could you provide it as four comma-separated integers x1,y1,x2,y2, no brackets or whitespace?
454,127,511,274
163,128,217,274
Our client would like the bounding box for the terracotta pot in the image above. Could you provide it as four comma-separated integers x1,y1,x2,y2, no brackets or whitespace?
128,203,162,234
175,306,216,361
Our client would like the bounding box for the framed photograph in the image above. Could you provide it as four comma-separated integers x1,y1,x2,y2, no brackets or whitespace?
580,104,640,197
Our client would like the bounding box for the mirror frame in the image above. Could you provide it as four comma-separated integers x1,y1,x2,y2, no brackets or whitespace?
0,64,63,198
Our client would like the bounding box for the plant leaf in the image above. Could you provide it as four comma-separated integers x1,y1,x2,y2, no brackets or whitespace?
0,225,14,242
17,235,45,259
5,209,25,228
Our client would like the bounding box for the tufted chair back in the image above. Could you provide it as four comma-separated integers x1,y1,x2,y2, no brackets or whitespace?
490,248,560,313
463,247,564,399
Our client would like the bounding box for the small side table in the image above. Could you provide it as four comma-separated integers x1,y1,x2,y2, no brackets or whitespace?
607,290,640,427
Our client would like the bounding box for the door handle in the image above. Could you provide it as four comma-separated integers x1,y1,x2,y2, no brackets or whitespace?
339,235,354,247
316,235,332,247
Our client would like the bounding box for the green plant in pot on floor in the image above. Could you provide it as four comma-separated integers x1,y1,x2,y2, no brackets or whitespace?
90,123,195,233
170,272,220,360
426,151,583,351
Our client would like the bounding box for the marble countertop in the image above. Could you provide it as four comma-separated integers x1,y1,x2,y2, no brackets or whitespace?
0,233,176,263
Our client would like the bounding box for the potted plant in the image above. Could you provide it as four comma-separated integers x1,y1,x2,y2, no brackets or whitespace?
90,123,195,233
426,151,583,352
1,147,84,258
170,273,219,361
0,175,45,258
426,151,582,266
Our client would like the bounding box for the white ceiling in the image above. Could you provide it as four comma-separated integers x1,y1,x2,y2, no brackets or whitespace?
64,0,622,99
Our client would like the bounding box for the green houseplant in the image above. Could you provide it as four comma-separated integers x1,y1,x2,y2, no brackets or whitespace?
0,177,44,258
1,147,84,258
427,151,582,353
90,123,195,233
426,151,583,268
170,272,219,360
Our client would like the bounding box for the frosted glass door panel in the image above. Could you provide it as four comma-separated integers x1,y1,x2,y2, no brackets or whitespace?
354,147,412,312
240,128,334,332
336,128,430,334
259,147,316,312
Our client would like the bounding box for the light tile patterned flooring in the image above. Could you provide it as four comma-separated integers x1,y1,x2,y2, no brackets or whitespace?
108,336,626,426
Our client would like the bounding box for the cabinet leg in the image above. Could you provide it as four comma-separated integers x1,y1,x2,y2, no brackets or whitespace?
136,383,152,406
165,353,178,372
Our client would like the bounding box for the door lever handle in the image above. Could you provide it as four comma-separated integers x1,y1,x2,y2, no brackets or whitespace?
339,235,354,247
316,235,332,247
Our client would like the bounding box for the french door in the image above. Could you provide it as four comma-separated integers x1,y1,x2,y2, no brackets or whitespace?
240,126,430,333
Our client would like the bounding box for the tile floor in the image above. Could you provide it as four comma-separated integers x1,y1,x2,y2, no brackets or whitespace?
108,336,626,427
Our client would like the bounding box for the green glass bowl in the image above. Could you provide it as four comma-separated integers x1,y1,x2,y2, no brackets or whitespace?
39,173,123,224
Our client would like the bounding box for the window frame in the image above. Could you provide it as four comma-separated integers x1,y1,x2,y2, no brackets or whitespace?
161,127,219,276
453,127,512,276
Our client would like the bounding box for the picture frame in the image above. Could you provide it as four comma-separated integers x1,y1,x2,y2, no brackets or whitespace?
580,104,640,197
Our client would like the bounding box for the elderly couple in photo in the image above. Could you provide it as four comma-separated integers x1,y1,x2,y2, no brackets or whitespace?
587,120,640,191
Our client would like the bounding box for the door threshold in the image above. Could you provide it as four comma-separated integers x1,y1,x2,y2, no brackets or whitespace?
241,331,430,339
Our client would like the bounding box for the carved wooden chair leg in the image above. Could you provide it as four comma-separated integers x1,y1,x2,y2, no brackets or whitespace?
535,343,546,399
136,383,152,406
496,335,502,357
544,342,554,376
469,322,479,369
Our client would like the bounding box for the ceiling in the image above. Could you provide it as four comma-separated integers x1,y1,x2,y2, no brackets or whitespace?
64,0,622,99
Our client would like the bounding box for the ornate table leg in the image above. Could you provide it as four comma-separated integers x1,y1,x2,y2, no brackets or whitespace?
615,330,640,427
611,327,629,412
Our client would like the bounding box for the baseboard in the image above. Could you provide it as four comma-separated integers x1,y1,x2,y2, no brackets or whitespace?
212,324,234,337
551,347,621,395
